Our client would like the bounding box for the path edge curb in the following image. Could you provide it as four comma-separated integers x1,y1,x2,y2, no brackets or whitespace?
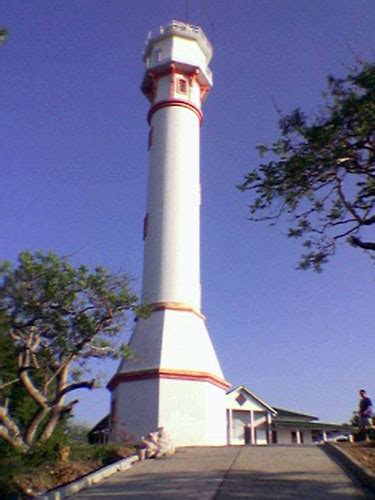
323,442,375,494
35,455,139,499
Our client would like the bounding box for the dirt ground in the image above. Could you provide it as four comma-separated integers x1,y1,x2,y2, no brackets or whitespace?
337,442,375,474
7,446,135,498
14,460,102,497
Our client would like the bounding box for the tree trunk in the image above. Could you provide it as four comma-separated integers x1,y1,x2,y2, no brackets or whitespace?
25,406,50,446
39,408,61,442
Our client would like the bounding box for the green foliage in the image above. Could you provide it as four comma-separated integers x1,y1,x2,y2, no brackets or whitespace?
239,61,375,271
0,325,39,432
0,438,136,499
0,27,8,43
0,451,24,499
0,251,140,360
26,436,67,468
0,251,145,451
87,443,134,465
64,420,91,442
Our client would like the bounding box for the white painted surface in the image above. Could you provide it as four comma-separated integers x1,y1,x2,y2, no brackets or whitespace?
154,74,202,107
110,22,227,447
226,386,277,415
275,428,313,445
142,106,201,308
226,389,271,412
232,410,250,445
144,21,213,88
158,378,227,446
113,308,227,445
111,379,160,442
112,376,226,446
118,309,224,377
256,429,268,445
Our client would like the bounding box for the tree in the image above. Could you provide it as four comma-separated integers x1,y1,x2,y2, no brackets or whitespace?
0,27,8,44
238,61,375,271
0,251,145,452
0,326,39,437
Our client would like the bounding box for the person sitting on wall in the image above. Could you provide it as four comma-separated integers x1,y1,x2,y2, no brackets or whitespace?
359,388,373,441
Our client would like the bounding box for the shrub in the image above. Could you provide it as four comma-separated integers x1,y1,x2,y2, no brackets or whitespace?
91,443,135,465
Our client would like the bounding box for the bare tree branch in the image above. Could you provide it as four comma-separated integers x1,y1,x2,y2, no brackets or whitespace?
349,236,375,250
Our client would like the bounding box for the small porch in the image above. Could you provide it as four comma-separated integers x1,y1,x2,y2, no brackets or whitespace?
226,386,277,445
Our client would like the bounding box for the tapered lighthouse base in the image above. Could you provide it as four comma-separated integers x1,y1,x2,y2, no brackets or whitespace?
108,308,230,446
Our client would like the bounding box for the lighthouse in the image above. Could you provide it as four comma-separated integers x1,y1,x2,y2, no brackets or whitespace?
108,21,230,446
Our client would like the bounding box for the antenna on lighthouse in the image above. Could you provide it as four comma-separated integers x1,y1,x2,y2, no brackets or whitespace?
184,0,191,22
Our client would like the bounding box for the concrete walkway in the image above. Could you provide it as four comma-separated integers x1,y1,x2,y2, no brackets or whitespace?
72,446,368,499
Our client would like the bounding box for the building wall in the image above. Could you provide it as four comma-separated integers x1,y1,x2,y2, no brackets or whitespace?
226,390,270,412
171,37,207,72
112,377,226,446
275,428,313,445
155,74,202,107
110,378,160,442
159,378,227,446
147,36,207,76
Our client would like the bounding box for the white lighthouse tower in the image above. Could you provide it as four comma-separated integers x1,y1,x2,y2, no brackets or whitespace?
108,21,230,446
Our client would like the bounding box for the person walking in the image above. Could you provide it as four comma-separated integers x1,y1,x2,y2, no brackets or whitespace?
358,389,373,441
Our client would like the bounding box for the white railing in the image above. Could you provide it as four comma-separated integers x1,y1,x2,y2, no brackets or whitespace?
146,20,213,54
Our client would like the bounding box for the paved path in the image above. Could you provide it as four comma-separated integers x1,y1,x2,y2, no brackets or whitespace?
73,446,369,499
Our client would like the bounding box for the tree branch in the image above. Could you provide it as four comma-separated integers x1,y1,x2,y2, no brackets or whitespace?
25,406,50,446
0,406,27,451
18,352,48,408
51,379,95,406
44,353,75,392
0,377,20,390
349,236,375,250
335,173,364,224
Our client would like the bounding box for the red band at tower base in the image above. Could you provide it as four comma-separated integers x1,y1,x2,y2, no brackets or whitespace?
107,368,231,392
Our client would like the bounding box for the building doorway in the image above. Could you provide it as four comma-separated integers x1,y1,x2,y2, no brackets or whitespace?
232,410,251,445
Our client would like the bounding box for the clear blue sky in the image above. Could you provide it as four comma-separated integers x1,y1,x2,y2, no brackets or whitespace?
1,1,374,426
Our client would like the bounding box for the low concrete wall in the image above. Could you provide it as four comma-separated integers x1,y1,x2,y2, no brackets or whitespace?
323,442,375,495
36,455,139,499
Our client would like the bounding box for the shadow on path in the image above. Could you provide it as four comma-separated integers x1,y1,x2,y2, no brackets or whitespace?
74,446,367,499
216,468,366,499
75,469,365,499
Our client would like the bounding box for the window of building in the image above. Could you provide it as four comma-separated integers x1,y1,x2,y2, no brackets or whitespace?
291,431,297,444
148,127,153,150
143,213,149,241
300,432,304,444
177,78,188,94
235,393,246,406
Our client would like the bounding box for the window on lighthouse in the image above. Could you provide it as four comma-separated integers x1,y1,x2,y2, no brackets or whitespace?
148,127,153,150
177,78,188,95
153,48,162,64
